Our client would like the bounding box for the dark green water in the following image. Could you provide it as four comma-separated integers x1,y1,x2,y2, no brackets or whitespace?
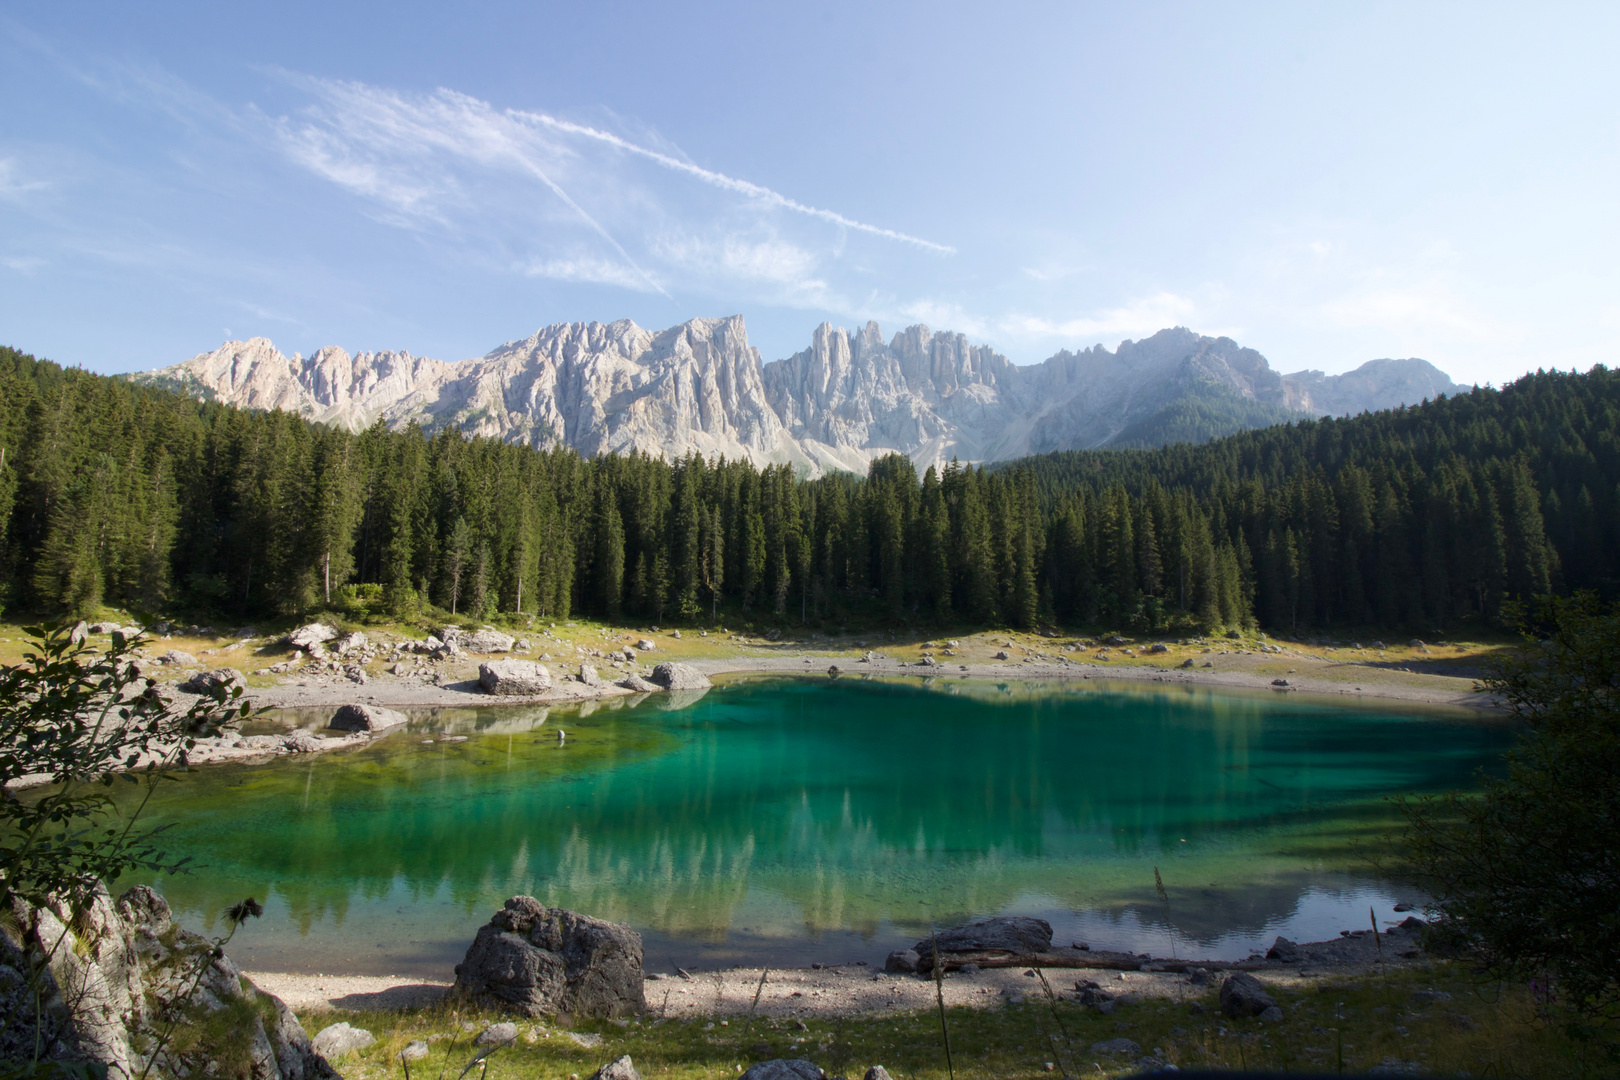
120,676,1511,976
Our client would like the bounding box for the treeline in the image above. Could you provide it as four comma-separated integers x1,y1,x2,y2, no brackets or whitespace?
1,343,1616,634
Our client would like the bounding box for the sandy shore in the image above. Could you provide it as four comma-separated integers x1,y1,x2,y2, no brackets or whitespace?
249,923,1424,1016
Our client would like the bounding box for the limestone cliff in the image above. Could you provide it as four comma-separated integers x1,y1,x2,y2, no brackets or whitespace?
131,318,1463,475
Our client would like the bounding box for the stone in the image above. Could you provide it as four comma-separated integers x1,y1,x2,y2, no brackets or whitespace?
739,1061,824,1080
333,631,368,654
1265,936,1300,961
884,949,921,973
330,703,410,734
69,620,89,645
0,882,338,1080
1148,643,1169,653
635,639,656,651
1271,678,1290,687
178,667,247,695
618,674,659,692
453,897,645,1018
914,916,1052,968
479,660,553,696
590,1055,643,1080
1106,635,1127,646
158,649,200,666
312,1021,375,1059
995,650,1011,660
284,734,325,753
864,1068,893,1080
287,622,339,650
671,630,681,639
1258,1006,1285,1023
1398,915,1428,931
578,664,604,687
464,628,517,653
475,1022,519,1046
649,662,711,691
1219,972,1278,1017
401,1041,430,1061
89,621,122,634
1088,1038,1140,1056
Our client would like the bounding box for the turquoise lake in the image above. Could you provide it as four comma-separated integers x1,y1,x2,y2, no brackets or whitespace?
121,676,1512,976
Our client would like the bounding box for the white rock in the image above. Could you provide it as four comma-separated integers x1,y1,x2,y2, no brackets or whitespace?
312,1021,374,1059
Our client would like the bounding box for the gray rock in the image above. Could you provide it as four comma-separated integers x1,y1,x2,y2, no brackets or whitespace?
1147,643,1169,653
89,621,122,634
739,1060,824,1080
284,734,325,753
884,949,920,973
1259,1005,1285,1022
69,620,89,645
863,1068,893,1080
312,1021,374,1059
287,622,339,650
0,882,338,1080
635,639,656,651
453,897,645,1018
995,651,1010,660
914,916,1052,968
158,649,200,666
400,1041,430,1061
1265,936,1300,962
479,660,553,696
333,630,368,654
649,662,711,690
1106,635,1127,646
329,703,410,734
590,1055,643,1080
578,664,604,687
178,667,247,695
1219,972,1278,1017
475,1022,518,1046
1089,1038,1140,1055
463,628,516,654
618,674,659,692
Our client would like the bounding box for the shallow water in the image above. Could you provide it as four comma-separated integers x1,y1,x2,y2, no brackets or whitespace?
118,676,1511,976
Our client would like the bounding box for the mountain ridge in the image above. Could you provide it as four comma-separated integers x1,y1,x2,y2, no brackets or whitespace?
130,317,1463,474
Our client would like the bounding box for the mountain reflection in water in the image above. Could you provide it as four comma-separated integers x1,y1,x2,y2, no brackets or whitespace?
121,676,1511,976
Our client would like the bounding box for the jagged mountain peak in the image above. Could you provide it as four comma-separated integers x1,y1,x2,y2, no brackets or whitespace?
130,317,1463,475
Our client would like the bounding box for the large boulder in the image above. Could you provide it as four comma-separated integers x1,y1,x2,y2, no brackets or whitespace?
311,1022,374,1059
287,622,339,650
453,897,645,1018
478,660,553,696
329,704,410,734
649,663,711,691
1219,971,1278,1017
914,916,1052,969
578,664,604,687
0,883,337,1080
178,668,247,695
617,674,659,692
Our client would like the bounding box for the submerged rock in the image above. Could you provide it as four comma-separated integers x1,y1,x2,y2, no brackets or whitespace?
329,703,410,734
454,897,645,1018
914,916,1053,968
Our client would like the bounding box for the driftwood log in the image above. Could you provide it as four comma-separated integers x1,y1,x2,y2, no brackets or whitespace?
925,947,1266,974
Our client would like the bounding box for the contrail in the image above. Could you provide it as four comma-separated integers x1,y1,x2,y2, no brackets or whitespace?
512,108,956,255
512,156,671,299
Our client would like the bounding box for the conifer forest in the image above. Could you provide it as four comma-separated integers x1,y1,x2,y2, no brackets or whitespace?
2,343,1616,635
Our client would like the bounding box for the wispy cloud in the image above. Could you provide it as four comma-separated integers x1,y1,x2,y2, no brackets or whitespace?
0,157,50,202
259,76,949,308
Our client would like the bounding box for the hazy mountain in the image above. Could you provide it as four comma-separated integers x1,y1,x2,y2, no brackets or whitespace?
131,317,1463,474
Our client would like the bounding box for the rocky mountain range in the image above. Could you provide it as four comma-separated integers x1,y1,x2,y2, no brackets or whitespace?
130,317,1463,475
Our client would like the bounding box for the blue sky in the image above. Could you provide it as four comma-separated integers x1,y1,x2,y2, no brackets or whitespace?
3,2,1617,384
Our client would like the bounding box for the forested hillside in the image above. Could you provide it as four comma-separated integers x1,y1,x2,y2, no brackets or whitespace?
1,344,1614,635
